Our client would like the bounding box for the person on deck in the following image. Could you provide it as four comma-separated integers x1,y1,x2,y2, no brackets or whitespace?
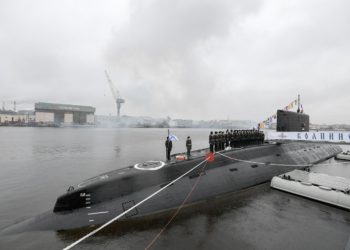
230,130,234,147
186,136,192,158
220,132,225,150
209,131,214,153
214,131,218,152
225,130,229,148
216,132,220,151
165,136,172,161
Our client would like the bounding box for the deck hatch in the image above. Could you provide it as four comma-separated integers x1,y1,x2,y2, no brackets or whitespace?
122,200,138,218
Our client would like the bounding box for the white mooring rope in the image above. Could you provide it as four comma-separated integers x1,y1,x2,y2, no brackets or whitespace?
216,151,312,167
63,157,210,250
217,151,350,167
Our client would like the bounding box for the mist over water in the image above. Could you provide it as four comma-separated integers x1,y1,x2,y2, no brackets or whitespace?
0,127,349,250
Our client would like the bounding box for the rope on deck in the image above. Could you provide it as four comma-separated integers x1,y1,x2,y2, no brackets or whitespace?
63,157,210,250
63,148,344,250
144,161,208,250
216,151,312,167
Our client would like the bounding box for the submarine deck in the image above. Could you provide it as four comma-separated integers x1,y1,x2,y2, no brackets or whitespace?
70,140,340,193
74,145,241,190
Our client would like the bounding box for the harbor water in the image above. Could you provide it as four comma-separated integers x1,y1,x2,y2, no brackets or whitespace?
0,127,350,250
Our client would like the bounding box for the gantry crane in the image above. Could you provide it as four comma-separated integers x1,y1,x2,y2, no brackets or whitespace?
104,70,125,117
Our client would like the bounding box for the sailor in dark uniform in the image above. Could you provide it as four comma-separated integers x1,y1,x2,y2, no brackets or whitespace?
260,131,265,144
220,132,223,150
223,131,226,149
214,131,218,151
255,130,259,144
186,136,192,158
237,130,241,147
247,130,252,145
209,131,214,153
217,132,220,151
230,130,234,147
165,137,172,161
220,131,223,149
221,131,225,150
225,130,229,148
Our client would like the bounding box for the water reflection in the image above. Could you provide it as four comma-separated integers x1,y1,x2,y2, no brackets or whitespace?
32,144,91,160
114,146,121,157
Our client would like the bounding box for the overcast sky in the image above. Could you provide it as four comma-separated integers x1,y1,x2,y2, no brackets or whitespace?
1,0,349,124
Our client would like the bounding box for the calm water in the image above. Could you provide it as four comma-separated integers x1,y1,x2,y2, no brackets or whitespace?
0,127,350,250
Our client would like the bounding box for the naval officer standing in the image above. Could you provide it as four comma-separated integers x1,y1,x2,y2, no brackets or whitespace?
186,136,192,158
209,131,214,152
165,136,172,161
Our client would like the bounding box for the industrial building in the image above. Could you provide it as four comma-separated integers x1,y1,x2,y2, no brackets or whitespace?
35,102,95,125
18,110,36,123
0,110,20,124
0,110,34,124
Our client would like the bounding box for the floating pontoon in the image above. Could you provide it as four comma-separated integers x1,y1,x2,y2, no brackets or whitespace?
336,151,350,161
271,170,350,209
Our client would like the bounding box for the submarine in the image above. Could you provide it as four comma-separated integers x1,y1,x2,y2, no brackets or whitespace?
1,110,342,234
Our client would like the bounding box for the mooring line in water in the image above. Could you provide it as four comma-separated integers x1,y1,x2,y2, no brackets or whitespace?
63,157,211,250
144,161,209,250
217,151,312,167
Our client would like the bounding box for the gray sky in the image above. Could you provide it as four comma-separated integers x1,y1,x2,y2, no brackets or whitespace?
1,0,349,124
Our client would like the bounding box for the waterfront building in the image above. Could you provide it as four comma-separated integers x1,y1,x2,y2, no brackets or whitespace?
0,110,20,124
169,119,193,128
34,102,95,125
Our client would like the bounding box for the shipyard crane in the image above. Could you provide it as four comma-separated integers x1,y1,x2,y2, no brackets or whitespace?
104,70,125,117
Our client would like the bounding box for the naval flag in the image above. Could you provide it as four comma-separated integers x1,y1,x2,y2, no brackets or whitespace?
169,134,179,141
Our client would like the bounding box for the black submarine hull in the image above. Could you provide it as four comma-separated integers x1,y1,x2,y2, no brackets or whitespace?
1,141,342,234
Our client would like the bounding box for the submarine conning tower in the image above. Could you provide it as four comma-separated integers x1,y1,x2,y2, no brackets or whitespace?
276,109,309,132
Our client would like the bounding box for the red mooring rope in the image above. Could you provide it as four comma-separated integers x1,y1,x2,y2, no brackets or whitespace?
144,161,208,250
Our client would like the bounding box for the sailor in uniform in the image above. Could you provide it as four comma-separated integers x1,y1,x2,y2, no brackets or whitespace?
209,131,214,152
217,132,220,150
214,131,218,151
165,137,172,161
221,131,225,150
227,130,231,147
230,130,234,147
186,136,192,158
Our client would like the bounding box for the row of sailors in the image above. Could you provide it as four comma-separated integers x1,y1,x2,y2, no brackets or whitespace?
209,129,265,152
